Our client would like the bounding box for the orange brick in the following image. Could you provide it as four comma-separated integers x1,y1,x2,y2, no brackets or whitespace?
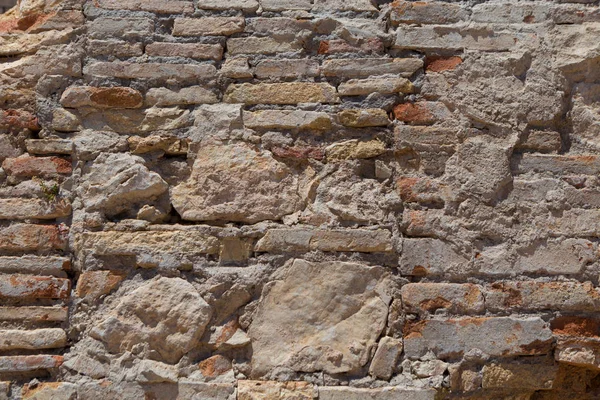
0,275,70,299
0,224,67,252
2,156,72,178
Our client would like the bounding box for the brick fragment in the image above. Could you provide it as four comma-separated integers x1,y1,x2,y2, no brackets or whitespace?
322,58,423,78
0,355,63,373
271,146,324,161
551,316,599,337
401,283,484,315
224,83,339,105
0,306,68,322
2,155,71,178
318,38,384,55
76,271,125,300
393,101,451,125
337,109,389,127
172,17,245,36
0,328,66,351
145,43,223,60
61,86,143,109
0,110,40,131
426,56,463,73
404,317,553,359
198,355,232,378
0,275,70,299
87,17,153,38
87,40,143,57
0,224,67,252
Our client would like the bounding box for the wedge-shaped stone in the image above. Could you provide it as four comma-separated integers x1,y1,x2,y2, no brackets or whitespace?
401,283,485,315
0,307,68,322
338,78,414,96
83,62,216,82
0,329,66,351
0,275,70,299
61,86,143,109
172,17,245,36
238,381,316,400
90,277,212,364
0,224,67,252
146,86,218,106
319,387,436,400
0,198,71,220
172,141,301,223
255,228,393,253
0,355,63,373
225,83,339,105
248,259,390,376
0,256,69,276
322,58,423,78
244,110,332,131
485,281,600,312
404,317,553,359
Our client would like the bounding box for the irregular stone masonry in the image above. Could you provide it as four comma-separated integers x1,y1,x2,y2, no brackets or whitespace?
0,0,600,398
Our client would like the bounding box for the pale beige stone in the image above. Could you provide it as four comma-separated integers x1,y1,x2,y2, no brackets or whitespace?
337,109,389,127
244,110,332,131
0,329,66,351
224,83,339,104
338,78,414,96
326,139,386,160
248,259,390,376
238,380,316,400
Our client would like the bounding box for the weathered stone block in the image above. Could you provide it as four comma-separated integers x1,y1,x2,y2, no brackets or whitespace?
255,228,393,253
0,328,66,351
2,155,71,178
61,86,143,109
393,101,451,125
400,238,471,276
224,83,339,104
87,17,154,38
145,86,218,106
319,387,436,400
391,1,468,25
401,283,484,315
0,355,63,373
255,59,319,79
338,78,413,96
76,271,125,301
337,109,389,127
326,139,386,160
244,110,331,131
0,306,68,322
96,0,194,14
404,317,553,359
0,275,70,299
322,58,422,78
172,17,245,36
482,362,558,390
368,336,402,380
25,139,73,155
22,382,77,400
83,62,216,82
197,0,259,11
0,224,67,252
145,43,223,60
238,381,316,400
228,37,301,55
0,198,71,220
248,259,390,376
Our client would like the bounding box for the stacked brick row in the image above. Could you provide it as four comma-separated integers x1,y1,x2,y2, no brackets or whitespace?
0,0,599,398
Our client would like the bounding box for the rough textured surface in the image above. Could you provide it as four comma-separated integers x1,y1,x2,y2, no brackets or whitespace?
0,0,599,398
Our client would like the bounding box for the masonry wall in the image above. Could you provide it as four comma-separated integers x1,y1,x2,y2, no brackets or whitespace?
0,0,599,398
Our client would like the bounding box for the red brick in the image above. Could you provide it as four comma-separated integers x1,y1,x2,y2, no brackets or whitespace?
60,86,143,109
271,146,324,161
198,355,232,378
426,56,463,73
2,155,72,178
393,101,450,125
0,275,70,299
551,316,600,337
0,355,63,373
0,109,40,131
318,38,384,55
0,224,67,252
76,271,125,300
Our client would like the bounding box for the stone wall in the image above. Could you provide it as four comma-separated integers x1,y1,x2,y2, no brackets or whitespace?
0,0,599,398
